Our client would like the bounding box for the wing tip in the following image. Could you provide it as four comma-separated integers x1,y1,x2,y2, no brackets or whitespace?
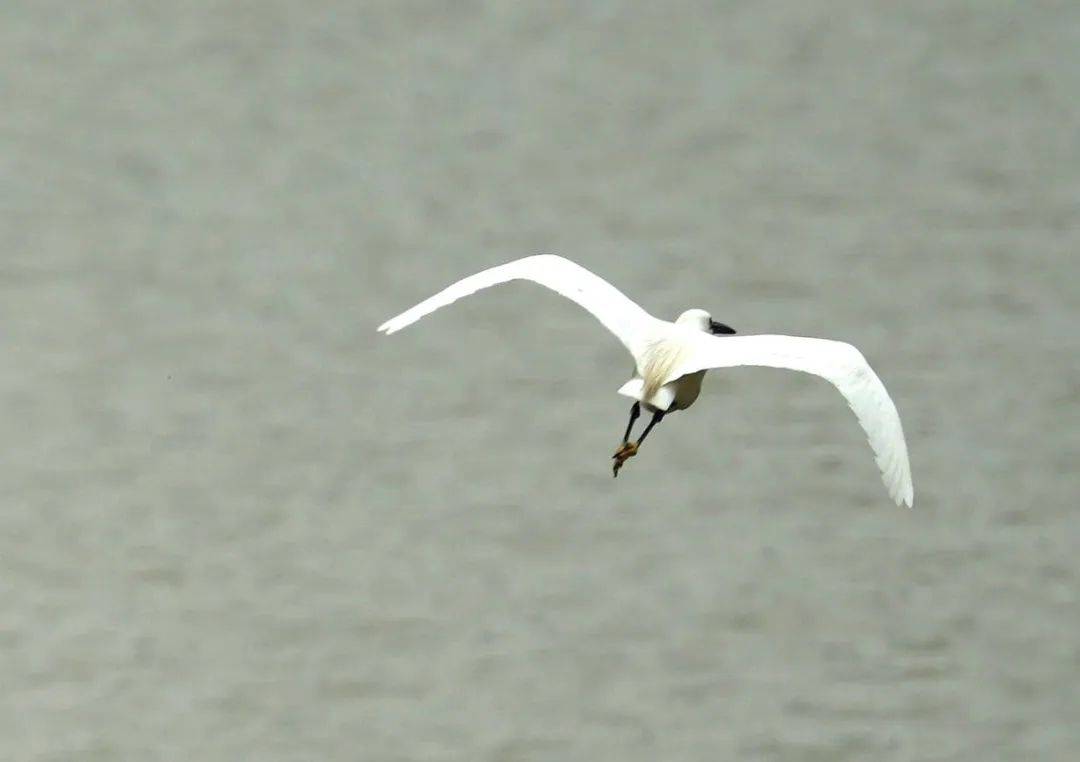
894,481,914,509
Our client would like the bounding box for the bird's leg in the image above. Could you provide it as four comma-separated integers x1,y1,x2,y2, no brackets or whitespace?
620,402,640,444
635,409,665,447
613,407,665,477
612,402,640,476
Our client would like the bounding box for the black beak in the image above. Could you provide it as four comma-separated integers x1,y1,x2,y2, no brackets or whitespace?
709,319,736,335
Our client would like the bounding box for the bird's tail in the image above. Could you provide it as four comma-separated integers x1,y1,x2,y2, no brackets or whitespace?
617,378,644,401
617,378,675,411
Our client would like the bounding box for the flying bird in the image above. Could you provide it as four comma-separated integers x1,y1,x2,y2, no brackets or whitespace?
378,255,913,507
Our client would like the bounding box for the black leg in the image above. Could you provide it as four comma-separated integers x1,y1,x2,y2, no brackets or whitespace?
621,402,641,444
613,407,665,477
635,410,665,446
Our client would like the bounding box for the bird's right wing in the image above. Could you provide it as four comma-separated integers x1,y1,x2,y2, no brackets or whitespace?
377,255,663,358
670,333,914,508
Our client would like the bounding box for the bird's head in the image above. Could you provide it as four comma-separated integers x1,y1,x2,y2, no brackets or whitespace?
676,308,736,335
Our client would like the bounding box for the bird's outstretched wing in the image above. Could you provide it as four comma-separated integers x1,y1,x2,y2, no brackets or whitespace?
670,334,914,507
378,255,663,357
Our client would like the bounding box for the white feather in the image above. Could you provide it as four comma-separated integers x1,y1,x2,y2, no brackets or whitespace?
668,333,914,507
379,255,914,507
378,254,664,357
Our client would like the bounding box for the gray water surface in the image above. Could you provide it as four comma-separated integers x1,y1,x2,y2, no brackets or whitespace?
2,3,1078,760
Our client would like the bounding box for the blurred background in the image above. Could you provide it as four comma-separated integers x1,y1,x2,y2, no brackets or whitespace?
2,2,1078,760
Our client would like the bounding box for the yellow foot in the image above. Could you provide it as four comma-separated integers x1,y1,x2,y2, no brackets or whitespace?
612,442,639,477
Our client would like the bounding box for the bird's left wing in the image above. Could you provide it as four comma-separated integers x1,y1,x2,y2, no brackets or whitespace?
669,334,914,507
378,255,663,358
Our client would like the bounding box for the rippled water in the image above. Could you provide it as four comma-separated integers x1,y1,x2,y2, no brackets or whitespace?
2,3,1078,760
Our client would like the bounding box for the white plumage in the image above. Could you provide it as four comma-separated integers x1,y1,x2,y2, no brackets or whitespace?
378,255,913,507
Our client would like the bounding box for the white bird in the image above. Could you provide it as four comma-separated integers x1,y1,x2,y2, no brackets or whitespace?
378,255,913,507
